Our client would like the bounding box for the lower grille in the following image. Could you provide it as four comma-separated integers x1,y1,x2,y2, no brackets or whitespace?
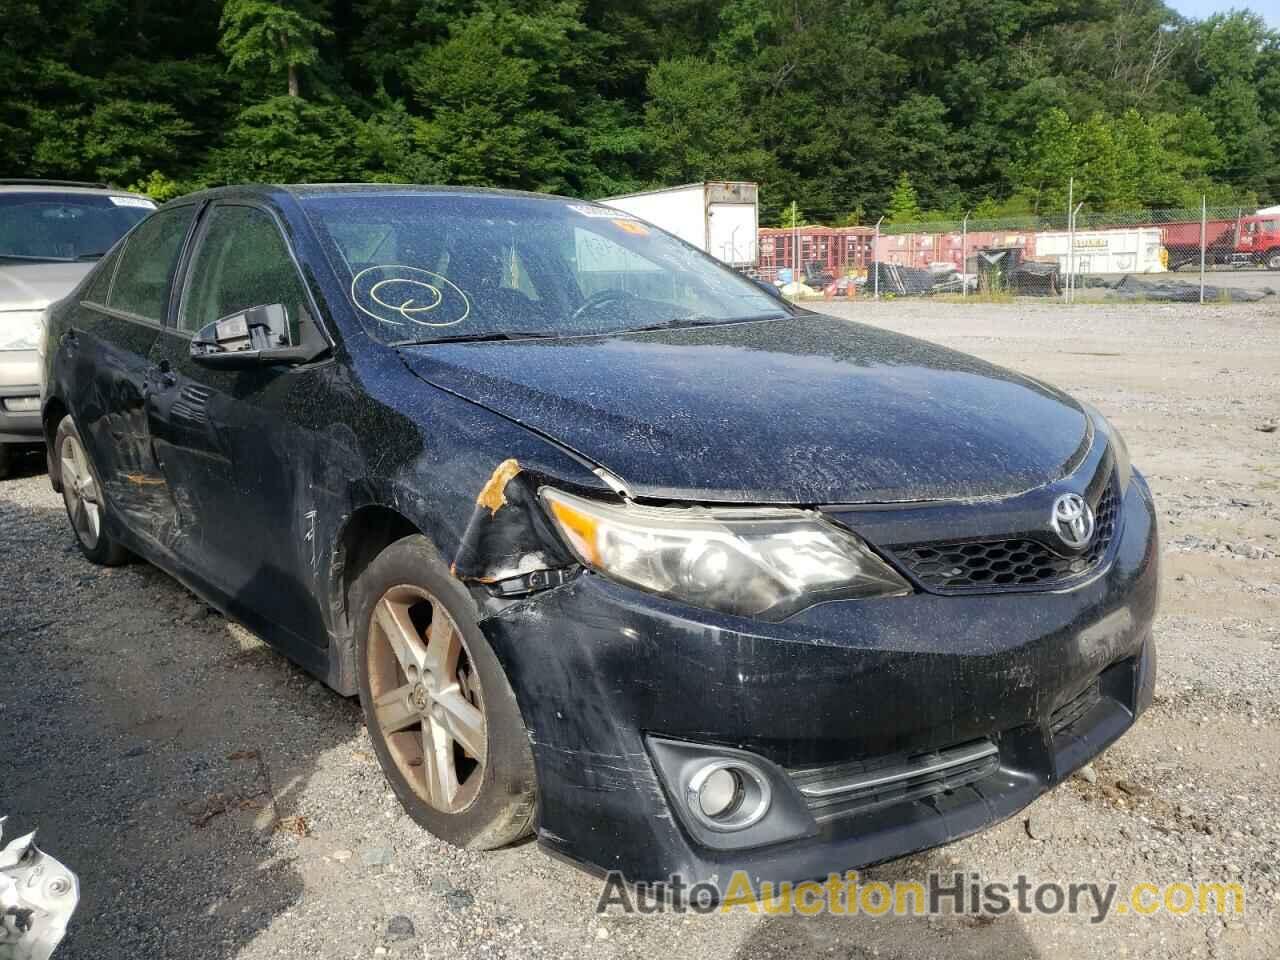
790,739,1000,822
1051,680,1101,736
890,480,1119,592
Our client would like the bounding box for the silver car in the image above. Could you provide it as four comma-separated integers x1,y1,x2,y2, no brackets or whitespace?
0,180,155,477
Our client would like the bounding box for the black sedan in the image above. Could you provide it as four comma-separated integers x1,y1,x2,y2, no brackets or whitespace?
40,185,1157,891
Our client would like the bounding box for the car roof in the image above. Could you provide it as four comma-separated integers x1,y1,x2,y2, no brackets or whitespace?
178,183,587,206
0,179,151,199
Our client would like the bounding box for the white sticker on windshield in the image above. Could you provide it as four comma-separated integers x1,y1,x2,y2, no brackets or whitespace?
109,196,157,209
568,203,636,220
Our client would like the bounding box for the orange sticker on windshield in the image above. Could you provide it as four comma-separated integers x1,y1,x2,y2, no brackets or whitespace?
613,219,649,236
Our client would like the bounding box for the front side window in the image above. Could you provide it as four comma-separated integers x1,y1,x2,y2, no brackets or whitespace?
302,193,786,344
0,192,154,263
108,206,197,321
181,205,315,346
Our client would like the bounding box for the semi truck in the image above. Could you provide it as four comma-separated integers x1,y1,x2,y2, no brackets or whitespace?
1165,212,1280,271
600,182,759,268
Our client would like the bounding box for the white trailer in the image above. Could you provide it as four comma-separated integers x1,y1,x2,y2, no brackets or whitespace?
601,182,759,267
1035,227,1166,275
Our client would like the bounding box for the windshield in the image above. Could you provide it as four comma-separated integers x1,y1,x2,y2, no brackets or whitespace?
301,193,786,343
0,192,154,262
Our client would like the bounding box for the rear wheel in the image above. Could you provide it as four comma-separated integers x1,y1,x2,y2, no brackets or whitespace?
353,534,536,849
1266,250,1280,271
55,416,129,565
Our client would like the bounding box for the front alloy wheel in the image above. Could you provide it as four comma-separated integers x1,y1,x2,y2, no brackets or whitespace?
367,585,487,813
353,534,536,849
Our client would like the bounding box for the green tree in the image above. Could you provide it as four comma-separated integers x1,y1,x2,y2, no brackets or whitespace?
1015,107,1078,213
220,0,333,98
886,172,922,224
404,2,585,192
127,170,188,202
1,0,1275,208
203,97,368,183
643,56,773,184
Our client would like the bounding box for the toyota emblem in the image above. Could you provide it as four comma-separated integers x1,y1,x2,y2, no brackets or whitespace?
1051,493,1095,549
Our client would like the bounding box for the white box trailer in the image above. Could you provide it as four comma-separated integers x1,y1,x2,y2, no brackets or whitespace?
601,182,759,267
1035,227,1166,275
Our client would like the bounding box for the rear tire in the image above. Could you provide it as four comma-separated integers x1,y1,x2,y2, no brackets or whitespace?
1266,250,1280,271
353,534,536,849
54,415,129,566
0,444,10,480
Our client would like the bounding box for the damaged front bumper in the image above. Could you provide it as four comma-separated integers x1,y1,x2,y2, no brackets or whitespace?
479,474,1159,890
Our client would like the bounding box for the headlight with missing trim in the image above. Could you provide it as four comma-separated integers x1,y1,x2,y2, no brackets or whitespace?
540,488,911,619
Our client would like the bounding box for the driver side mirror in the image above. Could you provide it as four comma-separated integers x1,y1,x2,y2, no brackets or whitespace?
190,303,321,368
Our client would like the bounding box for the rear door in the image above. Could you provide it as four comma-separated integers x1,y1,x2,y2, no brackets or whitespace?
145,201,334,657
65,203,198,546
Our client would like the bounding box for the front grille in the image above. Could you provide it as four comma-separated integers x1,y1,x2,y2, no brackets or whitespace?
890,480,1119,592
790,739,1000,822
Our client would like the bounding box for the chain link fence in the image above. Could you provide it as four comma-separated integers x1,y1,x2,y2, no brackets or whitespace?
756,201,1280,304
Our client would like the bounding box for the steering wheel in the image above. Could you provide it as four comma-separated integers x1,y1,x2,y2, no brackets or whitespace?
570,287,639,323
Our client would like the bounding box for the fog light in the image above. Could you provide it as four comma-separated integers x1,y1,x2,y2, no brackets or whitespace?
3,396,38,413
697,767,742,819
686,761,772,832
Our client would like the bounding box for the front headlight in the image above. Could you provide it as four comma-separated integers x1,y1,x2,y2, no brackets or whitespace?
0,310,46,351
540,488,910,619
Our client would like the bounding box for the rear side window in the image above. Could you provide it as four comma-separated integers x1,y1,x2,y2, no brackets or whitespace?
180,205,315,346
83,246,121,304
108,206,197,321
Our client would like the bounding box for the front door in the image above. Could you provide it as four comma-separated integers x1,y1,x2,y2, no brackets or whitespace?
146,202,333,657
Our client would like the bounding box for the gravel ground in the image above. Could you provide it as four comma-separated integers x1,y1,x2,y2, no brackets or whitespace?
2,298,1278,960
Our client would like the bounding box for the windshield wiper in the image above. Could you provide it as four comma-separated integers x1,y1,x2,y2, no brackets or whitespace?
395,331,557,346
620,312,792,335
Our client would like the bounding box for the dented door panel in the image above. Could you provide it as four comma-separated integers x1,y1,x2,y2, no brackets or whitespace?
60,305,168,540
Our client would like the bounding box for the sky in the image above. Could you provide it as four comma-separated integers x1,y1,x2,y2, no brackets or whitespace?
1166,0,1279,28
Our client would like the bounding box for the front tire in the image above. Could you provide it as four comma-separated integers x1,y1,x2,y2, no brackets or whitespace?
353,534,536,849
0,443,10,480
1266,250,1280,271
55,415,129,565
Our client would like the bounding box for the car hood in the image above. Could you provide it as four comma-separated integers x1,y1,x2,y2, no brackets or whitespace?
0,261,93,311
398,315,1090,504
